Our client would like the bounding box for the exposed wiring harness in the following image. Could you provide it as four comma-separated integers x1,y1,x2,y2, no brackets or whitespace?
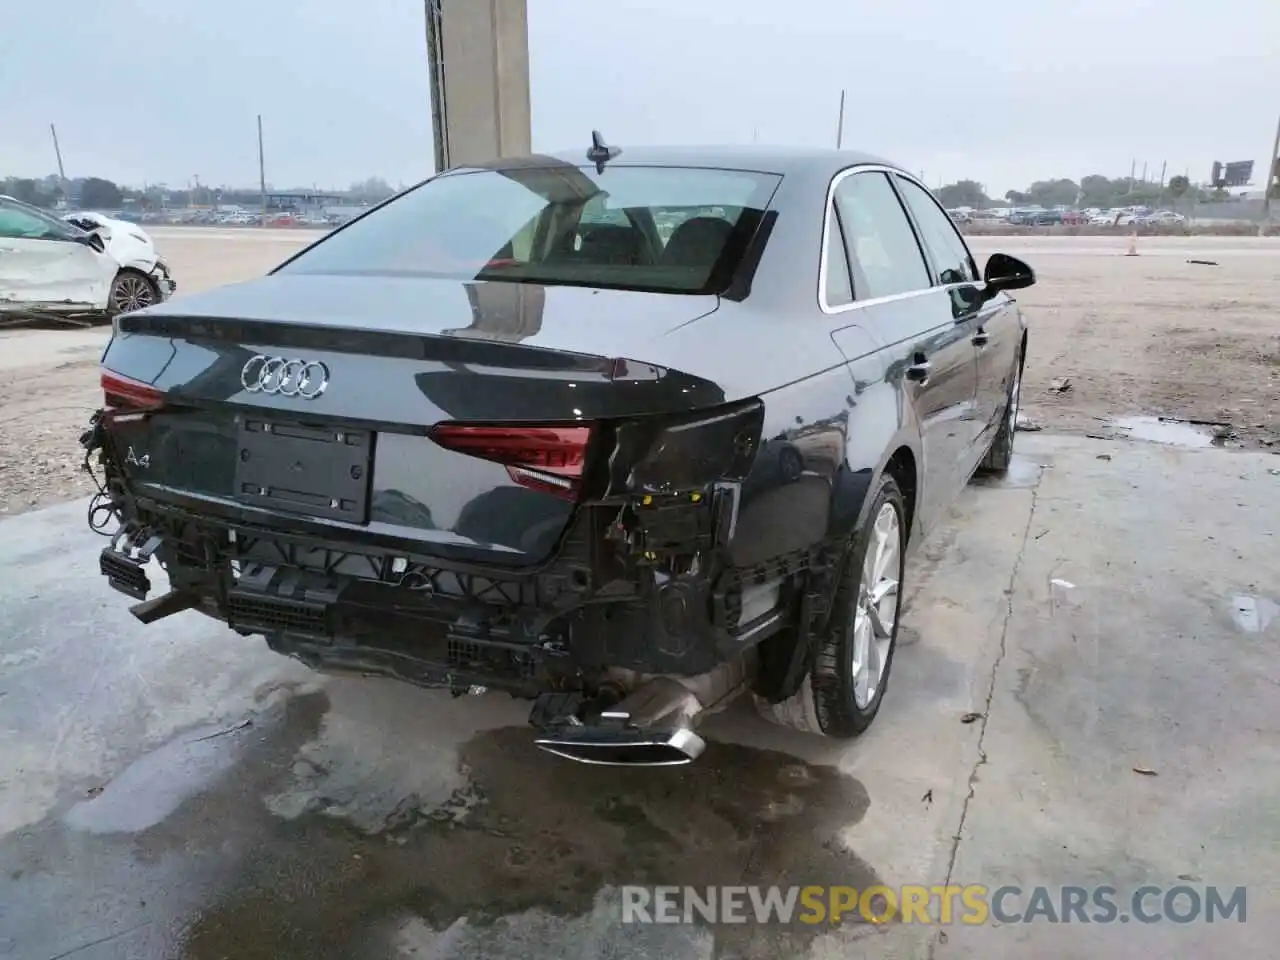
79,410,122,536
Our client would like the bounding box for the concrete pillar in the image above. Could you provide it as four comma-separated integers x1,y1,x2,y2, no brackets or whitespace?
425,0,532,171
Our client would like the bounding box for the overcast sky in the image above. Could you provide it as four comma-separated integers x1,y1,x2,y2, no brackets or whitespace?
3,0,1277,195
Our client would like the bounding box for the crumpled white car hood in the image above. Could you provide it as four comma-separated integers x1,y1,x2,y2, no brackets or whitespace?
63,212,160,273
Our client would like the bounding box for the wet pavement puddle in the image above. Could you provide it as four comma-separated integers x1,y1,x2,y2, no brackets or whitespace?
1231,594,1280,633
1107,415,1220,448
183,727,880,959
969,453,1045,489
64,721,254,835
2,691,882,960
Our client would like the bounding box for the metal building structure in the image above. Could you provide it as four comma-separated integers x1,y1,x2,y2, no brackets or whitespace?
424,0,531,171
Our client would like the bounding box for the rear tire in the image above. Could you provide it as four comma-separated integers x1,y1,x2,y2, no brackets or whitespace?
756,473,907,738
979,346,1023,474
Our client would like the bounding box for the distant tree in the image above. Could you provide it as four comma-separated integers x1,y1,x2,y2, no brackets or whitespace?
934,179,990,208
1167,175,1190,199
1004,190,1029,205
1078,174,1118,208
80,177,123,209
350,177,395,201
1,177,60,207
1025,178,1080,207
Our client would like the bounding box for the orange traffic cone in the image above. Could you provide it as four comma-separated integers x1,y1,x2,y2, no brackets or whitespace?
1125,232,1138,256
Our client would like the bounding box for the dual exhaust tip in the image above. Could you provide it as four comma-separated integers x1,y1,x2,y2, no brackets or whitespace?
535,724,706,767
533,676,710,767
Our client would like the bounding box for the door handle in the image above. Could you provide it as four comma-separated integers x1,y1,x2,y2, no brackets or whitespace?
905,359,931,383
972,330,990,347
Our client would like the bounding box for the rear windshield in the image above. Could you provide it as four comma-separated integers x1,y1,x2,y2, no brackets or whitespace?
276,163,782,294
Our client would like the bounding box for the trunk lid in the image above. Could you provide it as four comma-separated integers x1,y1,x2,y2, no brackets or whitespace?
101,275,725,566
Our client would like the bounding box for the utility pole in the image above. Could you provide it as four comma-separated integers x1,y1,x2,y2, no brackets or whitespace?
1262,111,1280,226
424,0,448,172
424,0,530,170
835,89,846,150
257,114,268,223
49,123,68,201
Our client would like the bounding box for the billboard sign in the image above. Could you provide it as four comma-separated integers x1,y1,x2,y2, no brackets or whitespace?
1211,160,1254,188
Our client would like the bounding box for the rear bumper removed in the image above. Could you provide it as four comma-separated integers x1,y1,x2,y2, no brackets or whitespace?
95,481,803,695
85,398,828,763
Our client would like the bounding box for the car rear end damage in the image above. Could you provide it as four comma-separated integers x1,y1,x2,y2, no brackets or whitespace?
80,154,840,764
83,303,804,765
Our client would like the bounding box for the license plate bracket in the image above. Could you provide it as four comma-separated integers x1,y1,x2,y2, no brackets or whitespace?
233,418,373,523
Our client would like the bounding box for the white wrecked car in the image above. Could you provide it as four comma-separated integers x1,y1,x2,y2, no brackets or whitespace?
0,195,119,324
62,210,177,311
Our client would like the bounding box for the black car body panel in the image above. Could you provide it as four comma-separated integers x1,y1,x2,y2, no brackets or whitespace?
86,145,1030,712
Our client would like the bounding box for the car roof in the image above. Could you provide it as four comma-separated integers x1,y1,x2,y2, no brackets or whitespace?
463,144,902,179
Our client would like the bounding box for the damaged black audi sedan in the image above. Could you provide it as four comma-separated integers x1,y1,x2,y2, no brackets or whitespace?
84,137,1034,765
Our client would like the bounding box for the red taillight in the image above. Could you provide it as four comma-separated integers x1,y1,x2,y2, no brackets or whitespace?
428,424,591,500
102,370,164,410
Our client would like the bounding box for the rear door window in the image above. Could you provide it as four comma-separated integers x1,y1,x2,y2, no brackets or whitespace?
831,172,931,300
822,202,853,307
894,176,979,284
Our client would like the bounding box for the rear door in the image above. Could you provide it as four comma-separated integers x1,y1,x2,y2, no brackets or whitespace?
894,174,1020,468
828,169,979,531
0,200,113,310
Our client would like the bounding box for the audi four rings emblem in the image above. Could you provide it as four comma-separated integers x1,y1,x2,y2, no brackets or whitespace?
240,355,330,399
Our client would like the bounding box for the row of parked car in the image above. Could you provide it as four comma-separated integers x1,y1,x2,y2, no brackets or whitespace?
0,195,176,326
949,206,1188,227
139,209,343,228
1017,208,1186,227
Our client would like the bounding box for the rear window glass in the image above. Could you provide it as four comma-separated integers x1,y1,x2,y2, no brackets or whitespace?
277,163,782,295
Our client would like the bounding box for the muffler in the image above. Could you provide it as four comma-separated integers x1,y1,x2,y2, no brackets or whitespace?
533,656,753,766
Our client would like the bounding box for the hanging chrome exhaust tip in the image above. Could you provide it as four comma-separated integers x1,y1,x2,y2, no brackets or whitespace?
533,675,711,767
529,659,754,766
535,724,706,766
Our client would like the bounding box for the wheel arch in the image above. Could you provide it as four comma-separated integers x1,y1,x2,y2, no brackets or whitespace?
881,445,919,543
810,429,921,642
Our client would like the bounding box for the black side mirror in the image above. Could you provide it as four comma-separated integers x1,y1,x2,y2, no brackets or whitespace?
983,252,1035,296
84,232,106,253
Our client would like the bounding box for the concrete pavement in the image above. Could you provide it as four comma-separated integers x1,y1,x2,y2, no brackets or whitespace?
0,433,1275,958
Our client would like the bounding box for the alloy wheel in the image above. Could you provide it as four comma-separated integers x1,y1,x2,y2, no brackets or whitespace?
852,501,901,708
111,274,157,313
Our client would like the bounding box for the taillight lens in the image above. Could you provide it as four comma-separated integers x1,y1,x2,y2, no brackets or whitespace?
428,424,591,500
102,370,164,410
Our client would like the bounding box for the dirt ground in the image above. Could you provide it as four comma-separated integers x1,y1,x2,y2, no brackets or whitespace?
970,235,1280,448
1,230,1277,516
